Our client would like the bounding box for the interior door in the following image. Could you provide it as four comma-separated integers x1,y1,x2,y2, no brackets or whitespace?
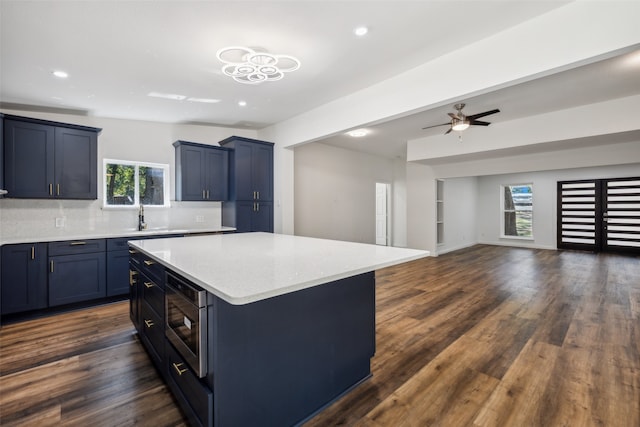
557,177,640,253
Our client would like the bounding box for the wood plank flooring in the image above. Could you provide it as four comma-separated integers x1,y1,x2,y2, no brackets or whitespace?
1,245,639,426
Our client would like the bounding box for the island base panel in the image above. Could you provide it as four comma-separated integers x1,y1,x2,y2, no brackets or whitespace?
211,271,376,426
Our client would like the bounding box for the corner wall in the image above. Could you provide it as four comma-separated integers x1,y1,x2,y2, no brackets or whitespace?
293,143,401,245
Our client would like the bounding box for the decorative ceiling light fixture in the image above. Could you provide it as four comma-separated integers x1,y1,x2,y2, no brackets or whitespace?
216,46,300,84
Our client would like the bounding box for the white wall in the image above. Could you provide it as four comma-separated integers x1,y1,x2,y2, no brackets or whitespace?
391,158,407,247
0,109,257,242
476,163,640,250
293,142,400,245
438,177,478,255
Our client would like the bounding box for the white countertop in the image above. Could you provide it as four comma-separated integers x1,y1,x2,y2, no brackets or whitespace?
129,232,429,305
0,226,236,245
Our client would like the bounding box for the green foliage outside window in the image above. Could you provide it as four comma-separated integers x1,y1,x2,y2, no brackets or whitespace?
106,163,135,205
105,161,168,207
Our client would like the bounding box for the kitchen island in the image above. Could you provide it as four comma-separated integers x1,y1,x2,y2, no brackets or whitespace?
129,232,428,426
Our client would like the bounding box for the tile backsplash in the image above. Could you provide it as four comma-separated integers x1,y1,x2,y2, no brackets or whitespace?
0,198,222,242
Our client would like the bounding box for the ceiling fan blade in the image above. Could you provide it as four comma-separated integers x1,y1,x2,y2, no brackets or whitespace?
444,127,452,135
466,108,500,120
469,120,491,126
422,122,450,130
448,112,460,120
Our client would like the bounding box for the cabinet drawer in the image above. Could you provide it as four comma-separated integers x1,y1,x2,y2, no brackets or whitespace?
107,237,131,251
141,272,164,317
48,239,105,256
140,300,165,368
138,253,164,285
165,340,213,427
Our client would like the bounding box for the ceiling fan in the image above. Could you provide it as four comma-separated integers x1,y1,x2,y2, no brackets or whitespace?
422,103,500,134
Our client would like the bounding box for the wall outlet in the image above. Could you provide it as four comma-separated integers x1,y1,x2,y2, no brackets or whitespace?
196,215,205,223
55,217,66,228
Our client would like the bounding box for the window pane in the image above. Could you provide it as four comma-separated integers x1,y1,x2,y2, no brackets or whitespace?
139,166,165,205
105,163,135,205
504,211,533,237
509,184,532,210
503,184,533,237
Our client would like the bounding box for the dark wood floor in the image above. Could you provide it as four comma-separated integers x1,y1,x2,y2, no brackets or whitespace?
1,245,639,426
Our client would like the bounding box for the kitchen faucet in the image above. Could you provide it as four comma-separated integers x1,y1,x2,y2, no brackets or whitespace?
138,204,147,231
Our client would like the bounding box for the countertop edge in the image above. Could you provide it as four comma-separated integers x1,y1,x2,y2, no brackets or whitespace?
0,226,236,246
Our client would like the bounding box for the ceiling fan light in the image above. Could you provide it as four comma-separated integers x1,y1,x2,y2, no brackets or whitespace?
452,119,470,131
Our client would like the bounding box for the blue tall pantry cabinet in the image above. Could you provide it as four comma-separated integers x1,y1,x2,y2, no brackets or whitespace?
220,136,274,233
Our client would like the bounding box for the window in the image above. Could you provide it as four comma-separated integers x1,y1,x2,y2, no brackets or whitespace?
501,183,533,239
104,159,169,207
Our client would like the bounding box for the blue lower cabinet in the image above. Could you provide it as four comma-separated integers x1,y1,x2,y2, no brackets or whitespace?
139,300,164,370
235,200,273,232
1,243,48,315
106,250,130,296
129,263,141,332
48,252,106,306
165,340,213,427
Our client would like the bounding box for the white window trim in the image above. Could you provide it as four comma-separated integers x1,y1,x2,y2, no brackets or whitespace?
103,159,170,209
500,183,534,240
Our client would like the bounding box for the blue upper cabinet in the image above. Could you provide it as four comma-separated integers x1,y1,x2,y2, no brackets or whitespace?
3,115,100,199
174,140,230,201
219,136,274,233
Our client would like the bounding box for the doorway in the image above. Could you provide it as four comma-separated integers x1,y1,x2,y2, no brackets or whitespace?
557,177,640,253
376,183,390,246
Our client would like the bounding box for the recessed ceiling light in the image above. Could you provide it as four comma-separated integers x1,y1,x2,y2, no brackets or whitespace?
347,129,368,137
238,100,247,107
52,70,68,78
354,26,368,37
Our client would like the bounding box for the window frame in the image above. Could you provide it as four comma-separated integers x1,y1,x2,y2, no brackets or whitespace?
500,182,534,240
103,158,170,209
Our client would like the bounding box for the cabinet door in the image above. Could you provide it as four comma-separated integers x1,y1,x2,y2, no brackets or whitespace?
3,120,55,198
129,264,141,332
252,143,273,201
204,148,228,201
254,201,274,233
234,201,273,233
49,252,106,306
235,201,254,233
234,142,254,200
107,250,130,297
178,145,205,201
1,243,48,315
54,127,97,199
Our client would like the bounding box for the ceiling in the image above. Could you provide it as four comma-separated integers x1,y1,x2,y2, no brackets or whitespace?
1,1,639,159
